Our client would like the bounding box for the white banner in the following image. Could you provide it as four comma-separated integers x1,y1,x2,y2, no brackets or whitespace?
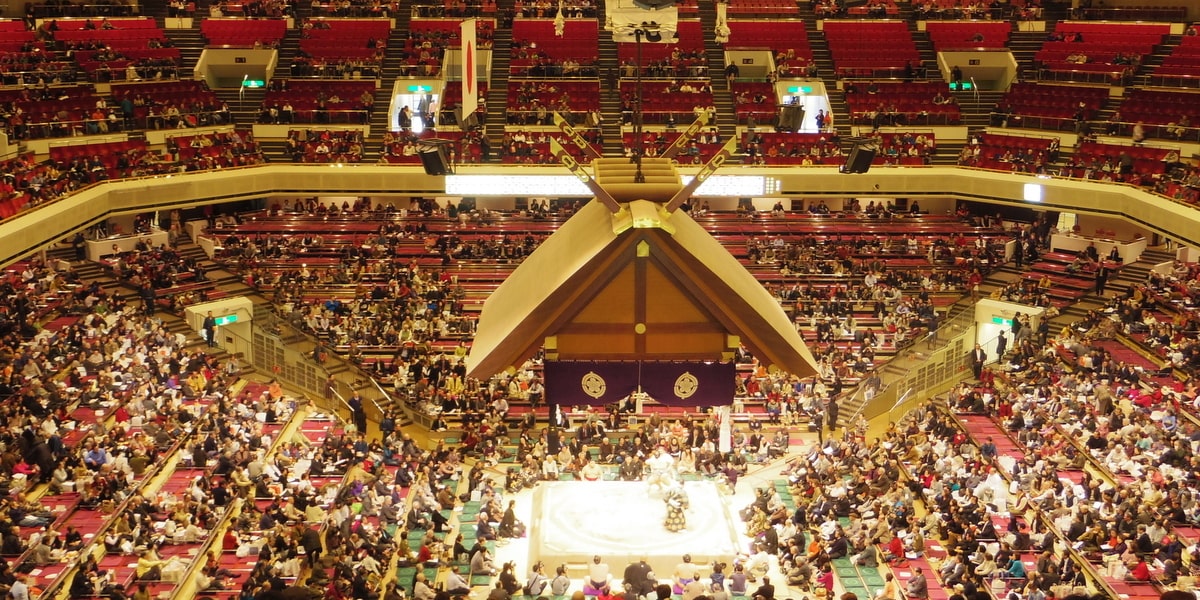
460,18,478,119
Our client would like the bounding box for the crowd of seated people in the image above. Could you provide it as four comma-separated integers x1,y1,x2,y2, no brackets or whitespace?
742,131,842,166
510,36,598,78
401,20,495,77
311,0,397,16
913,0,1016,20
617,52,708,79
506,79,598,125
845,81,960,128
988,279,1059,311
169,129,267,171
410,0,497,18
0,154,75,213
379,131,424,164
260,80,376,125
285,129,365,163
501,128,601,164
1154,163,1200,205
513,0,597,17
958,132,1058,175
0,272,301,591
378,130,491,166
864,131,936,164
1065,144,1179,187
287,52,383,79
931,275,1200,593
622,129,721,163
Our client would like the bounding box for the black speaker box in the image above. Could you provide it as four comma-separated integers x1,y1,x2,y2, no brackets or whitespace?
419,147,450,175
841,145,876,174
777,105,805,132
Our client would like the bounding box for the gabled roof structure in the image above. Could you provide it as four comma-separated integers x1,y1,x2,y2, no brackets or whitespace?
466,199,819,380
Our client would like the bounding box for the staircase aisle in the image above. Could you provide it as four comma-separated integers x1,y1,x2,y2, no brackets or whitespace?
695,1,734,144
796,4,848,139
953,89,1004,129
483,3,515,158
597,2,625,157
361,12,416,161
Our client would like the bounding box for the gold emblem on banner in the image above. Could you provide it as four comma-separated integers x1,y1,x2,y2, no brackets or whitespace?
581,371,607,399
674,371,699,400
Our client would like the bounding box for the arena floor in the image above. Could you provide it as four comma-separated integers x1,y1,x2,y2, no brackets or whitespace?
527,480,743,578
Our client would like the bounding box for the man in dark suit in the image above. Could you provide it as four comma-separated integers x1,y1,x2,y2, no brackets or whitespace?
1095,263,1110,296
970,344,987,379
906,567,929,599
750,575,775,600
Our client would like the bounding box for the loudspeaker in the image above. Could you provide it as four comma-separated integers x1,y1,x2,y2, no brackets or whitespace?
777,105,805,132
419,147,450,175
840,145,876,174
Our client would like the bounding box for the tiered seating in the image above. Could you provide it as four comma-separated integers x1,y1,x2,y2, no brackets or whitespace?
741,131,841,165
403,18,495,76
51,17,164,44
623,79,714,123
1035,22,1169,76
846,0,898,16
959,132,1056,173
0,49,77,85
823,21,920,77
168,129,266,170
513,0,598,18
873,130,936,165
617,20,706,76
0,18,35,52
992,82,1108,130
50,17,180,79
110,80,225,129
1116,89,1200,139
724,21,813,75
49,139,158,181
501,128,601,164
731,81,777,125
260,79,376,124
411,0,498,17
506,79,600,124
378,129,486,164
925,21,1011,51
200,18,288,47
1154,33,1200,81
624,130,726,163
725,0,798,17
0,154,58,218
298,18,390,63
285,129,364,163
2,84,101,139
438,80,489,124
1066,140,1178,185
915,0,1010,20
510,19,598,76
844,81,961,125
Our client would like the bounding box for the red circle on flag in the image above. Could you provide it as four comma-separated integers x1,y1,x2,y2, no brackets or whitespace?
465,45,475,96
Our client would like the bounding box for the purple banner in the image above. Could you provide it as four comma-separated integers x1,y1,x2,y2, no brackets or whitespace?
640,361,736,407
544,361,735,407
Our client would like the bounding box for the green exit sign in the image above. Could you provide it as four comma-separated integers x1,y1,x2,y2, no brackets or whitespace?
787,86,813,94
991,316,1012,326
242,79,265,88
213,314,239,326
408,85,432,92
949,82,974,91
